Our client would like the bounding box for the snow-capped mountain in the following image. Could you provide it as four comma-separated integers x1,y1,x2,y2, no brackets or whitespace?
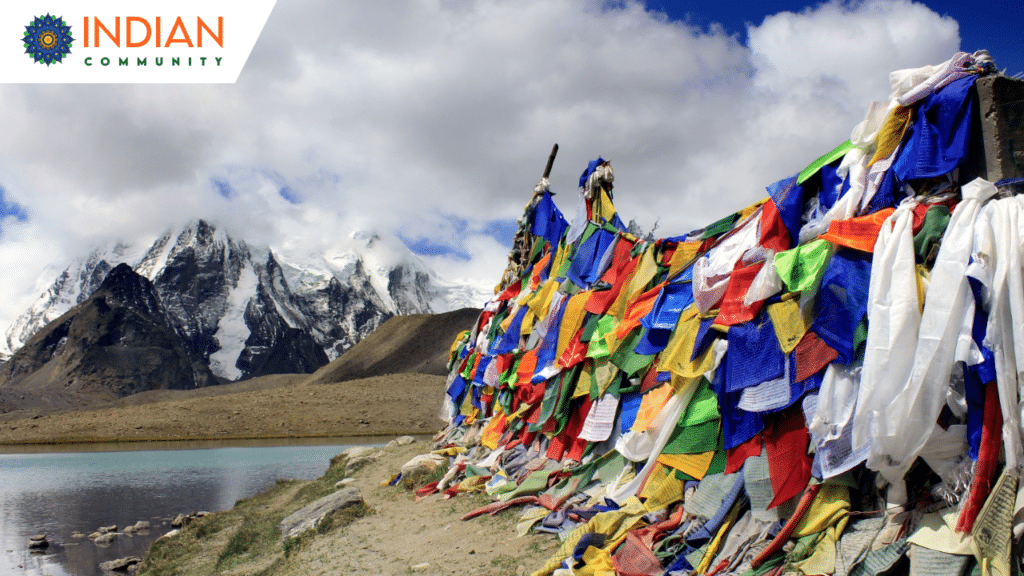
0,220,490,381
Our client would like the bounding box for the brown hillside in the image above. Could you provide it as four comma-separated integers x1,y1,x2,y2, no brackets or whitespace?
306,307,482,384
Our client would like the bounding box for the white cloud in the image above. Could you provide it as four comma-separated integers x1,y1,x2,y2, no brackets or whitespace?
748,0,960,108
0,0,961,328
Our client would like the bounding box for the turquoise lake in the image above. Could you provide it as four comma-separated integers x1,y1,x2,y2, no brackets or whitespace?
0,438,382,576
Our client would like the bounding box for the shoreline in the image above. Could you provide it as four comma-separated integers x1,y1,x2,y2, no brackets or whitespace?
0,373,448,447
131,438,558,576
0,430,423,448
0,432,434,454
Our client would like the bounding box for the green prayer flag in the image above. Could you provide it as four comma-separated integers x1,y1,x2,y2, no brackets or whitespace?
586,315,616,359
913,205,951,264
610,327,655,377
774,238,834,294
701,212,740,239
580,313,600,343
680,378,720,427
675,469,699,482
705,444,727,476
797,140,854,185
663,419,720,455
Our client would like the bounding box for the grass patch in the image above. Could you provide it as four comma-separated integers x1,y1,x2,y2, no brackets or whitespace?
193,514,230,540
138,533,196,576
214,512,285,571
138,478,303,576
489,553,520,575
289,458,352,506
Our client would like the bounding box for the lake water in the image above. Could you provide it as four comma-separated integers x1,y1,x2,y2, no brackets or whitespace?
0,438,384,576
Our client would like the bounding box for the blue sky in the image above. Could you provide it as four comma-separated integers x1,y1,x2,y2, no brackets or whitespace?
0,186,28,223
0,0,1015,326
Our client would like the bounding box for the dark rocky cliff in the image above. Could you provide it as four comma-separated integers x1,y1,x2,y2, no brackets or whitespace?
0,264,216,409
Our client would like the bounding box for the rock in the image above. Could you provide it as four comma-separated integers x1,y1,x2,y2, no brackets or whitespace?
94,533,116,545
386,440,398,449
170,514,189,528
71,532,86,539
157,529,180,541
28,535,48,549
396,435,417,446
400,453,447,484
334,478,356,489
124,520,151,535
88,532,103,540
411,562,431,570
341,446,376,460
99,525,117,534
99,556,141,572
280,487,363,542
344,455,376,476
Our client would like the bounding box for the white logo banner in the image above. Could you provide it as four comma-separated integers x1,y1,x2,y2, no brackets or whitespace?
3,0,276,83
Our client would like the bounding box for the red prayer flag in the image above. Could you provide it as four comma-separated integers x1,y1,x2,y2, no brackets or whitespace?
714,260,766,326
764,406,812,508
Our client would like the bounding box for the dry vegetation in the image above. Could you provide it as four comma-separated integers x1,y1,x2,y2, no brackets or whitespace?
0,373,445,446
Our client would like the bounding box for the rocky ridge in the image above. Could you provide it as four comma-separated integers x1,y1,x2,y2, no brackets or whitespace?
0,264,215,410
0,221,490,384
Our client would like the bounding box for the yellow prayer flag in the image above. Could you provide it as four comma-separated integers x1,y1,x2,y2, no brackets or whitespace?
766,297,810,354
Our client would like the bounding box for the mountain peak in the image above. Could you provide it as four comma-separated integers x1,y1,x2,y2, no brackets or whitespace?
1,219,489,383
0,259,214,408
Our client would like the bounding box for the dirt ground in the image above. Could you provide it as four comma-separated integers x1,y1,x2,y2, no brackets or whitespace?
273,442,560,576
0,373,447,446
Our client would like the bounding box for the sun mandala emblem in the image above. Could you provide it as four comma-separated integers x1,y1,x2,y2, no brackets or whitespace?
22,14,74,66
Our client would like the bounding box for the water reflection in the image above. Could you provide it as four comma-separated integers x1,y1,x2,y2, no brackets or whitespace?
0,439,386,576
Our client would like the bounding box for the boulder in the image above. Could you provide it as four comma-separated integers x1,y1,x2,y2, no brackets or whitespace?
94,533,116,545
280,487,363,542
157,529,180,541
170,514,190,528
123,520,150,535
28,534,48,549
341,446,376,460
344,455,376,476
99,556,141,572
396,435,417,446
400,453,448,484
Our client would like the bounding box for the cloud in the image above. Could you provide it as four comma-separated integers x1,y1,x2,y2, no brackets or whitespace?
748,0,960,107
0,0,961,328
